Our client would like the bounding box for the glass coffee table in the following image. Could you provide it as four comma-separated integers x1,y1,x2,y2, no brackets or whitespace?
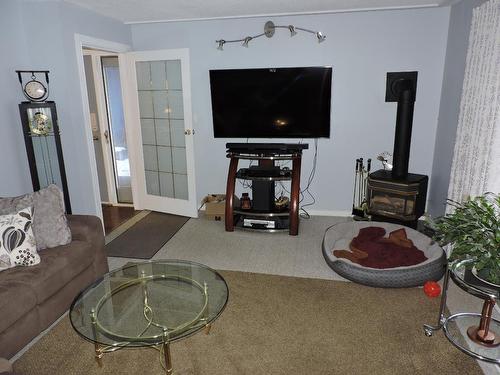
70,260,229,374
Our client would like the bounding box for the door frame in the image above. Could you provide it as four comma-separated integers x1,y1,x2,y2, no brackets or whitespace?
120,48,198,217
82,50,118,206
74,34,131,221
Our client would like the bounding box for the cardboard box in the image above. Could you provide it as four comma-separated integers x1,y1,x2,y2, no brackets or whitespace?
202,194,239,221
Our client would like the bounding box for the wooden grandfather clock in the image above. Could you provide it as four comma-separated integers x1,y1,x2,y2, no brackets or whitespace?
17,70,71,213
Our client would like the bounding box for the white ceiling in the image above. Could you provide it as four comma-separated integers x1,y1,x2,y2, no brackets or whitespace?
63,0,460,24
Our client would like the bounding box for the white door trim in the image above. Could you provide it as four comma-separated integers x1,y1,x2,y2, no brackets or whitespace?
74,34,130,222
82,51,118,205
121,48,198,217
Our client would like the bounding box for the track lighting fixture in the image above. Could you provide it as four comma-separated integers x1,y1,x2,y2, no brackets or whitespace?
316,32,326,43
217,40,226,50
215,20,326,50
242,36,252,48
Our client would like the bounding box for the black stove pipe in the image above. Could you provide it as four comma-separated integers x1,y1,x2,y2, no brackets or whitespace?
391,79,416,179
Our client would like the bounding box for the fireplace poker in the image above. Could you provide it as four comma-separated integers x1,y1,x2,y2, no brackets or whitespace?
352,159,360,211
359,158,364,208
363,158,371,206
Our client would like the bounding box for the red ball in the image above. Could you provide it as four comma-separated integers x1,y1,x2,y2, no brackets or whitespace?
423,281,441,298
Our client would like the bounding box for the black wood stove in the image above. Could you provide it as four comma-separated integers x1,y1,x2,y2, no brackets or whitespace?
367,72,428,229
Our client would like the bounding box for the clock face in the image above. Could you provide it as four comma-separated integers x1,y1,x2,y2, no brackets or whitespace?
24,80,47,101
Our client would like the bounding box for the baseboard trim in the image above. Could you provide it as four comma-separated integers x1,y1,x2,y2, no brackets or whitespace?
304,209,352,217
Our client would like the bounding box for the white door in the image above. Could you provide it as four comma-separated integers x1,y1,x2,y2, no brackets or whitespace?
120,49,197,217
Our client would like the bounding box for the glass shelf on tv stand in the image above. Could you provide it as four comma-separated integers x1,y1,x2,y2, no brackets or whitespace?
227,152,302,161
235,173,292,182
233,208,290,217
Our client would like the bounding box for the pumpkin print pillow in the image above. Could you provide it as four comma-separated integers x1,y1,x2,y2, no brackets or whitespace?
0,206,40,271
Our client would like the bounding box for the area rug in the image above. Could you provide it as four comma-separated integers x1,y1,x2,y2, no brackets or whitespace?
14,271,481,375
105,211,189,259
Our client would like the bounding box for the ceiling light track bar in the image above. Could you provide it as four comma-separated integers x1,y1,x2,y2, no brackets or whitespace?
215,20,326,50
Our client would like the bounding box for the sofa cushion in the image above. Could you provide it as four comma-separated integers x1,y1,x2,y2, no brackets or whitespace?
0,207,39,271
7,240,94,304
0,280,37,333
0,185,71,250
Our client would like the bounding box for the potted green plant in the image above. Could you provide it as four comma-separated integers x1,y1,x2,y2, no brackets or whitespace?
431,193,500,286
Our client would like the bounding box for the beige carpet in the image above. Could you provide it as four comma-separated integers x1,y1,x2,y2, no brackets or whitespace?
14,271,480,375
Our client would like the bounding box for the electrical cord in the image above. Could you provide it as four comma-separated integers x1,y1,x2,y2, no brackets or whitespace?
274,139,318,219
298,139,318,219
238,137,253,189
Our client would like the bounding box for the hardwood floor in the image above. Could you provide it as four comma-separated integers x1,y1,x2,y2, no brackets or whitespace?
102,205,140,235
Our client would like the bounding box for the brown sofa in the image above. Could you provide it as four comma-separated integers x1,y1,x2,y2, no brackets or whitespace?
0,215,108,360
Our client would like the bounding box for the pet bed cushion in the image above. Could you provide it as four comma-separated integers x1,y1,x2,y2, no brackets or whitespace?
322,221,446,288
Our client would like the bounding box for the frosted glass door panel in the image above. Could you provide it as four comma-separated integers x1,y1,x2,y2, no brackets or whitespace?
136,59,188,200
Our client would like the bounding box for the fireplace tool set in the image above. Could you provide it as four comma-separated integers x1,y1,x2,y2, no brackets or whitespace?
352,157,371,219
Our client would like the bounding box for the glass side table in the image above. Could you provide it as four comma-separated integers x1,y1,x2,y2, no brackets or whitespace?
424,259,500,364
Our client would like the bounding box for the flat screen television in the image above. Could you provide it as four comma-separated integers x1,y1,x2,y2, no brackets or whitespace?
209,67,332,138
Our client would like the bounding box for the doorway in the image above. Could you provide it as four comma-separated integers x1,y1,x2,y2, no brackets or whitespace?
82,48,139,233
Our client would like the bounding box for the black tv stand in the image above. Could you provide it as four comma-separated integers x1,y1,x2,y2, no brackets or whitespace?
225,143,308,235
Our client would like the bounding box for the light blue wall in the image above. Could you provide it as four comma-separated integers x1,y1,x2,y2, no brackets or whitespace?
0,0,131,214
428,0,487,217
132,8,450,213
0,0,32,196
1,3,454,215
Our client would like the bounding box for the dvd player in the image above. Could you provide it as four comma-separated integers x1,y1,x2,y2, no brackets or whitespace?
243,218,276,229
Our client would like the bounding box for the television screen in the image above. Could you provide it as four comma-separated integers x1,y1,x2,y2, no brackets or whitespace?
209,67,332,138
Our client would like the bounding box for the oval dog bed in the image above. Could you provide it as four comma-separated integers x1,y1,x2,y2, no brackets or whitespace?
322,221,446,288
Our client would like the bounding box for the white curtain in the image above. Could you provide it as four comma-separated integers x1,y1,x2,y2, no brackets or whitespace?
448,0,500,206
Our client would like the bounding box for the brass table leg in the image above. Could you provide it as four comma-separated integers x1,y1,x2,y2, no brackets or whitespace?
94,344,103,367
204,323,212,335
90,308,103,367
163,342,173,375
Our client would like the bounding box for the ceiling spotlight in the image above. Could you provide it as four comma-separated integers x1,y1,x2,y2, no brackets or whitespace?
217,39,226,50
316,32,326,43
288,25,297,37
242,37,252,48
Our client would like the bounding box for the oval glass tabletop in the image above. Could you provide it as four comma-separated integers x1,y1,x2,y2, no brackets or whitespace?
450,259,500,300
70,260,229,347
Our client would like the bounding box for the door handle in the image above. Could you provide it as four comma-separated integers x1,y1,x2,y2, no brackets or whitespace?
103,130,110,143
184,129,192,135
